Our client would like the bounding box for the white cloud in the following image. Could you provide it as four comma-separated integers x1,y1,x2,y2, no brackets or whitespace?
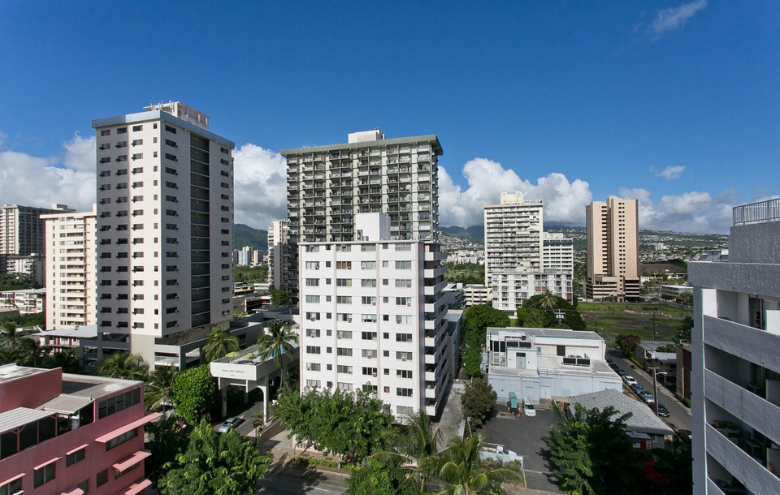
656,165,685,180
232,143,288,229
618,186,734,233
651,0,707,35
438,157,593,227
63,133,96,171
0,134,97,211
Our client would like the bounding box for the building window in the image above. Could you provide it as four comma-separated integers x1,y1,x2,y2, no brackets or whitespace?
395,279,412,288
106,428,138,451
165,124,177,134
0,478,22,495
34,461,56,488
395,243,412,251
396,388,413,397
397,405,414,415
337,365,353,374
361,279,376,287
396,315,412,325
100,129,110,136
337,348,353,357
97,388,141,419
117,127,127,134
395,261,411,269
336,261,352,269
306,346,321,354
360,261,376,269
397,370,413,379
396,333,413,342
66,446,86,466
96,469,108,487
361,331,377,340
336,279,352,287
337,296,352,304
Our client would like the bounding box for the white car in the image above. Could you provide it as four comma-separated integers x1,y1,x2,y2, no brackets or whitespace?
522,397,536,417
217,416,243,433
623,375,637,386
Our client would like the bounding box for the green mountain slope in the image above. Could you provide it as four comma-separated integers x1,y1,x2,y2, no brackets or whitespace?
439,225,484,243
234,224,268,251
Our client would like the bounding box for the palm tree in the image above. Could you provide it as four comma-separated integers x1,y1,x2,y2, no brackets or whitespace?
43,349,80,373
145,365,178,411
202,327,239,363
434,434,521,495
15,337,47,367
372,410,444,493
98,352,148,380
538,289,558,313
0,321,20,353
256,320,298,384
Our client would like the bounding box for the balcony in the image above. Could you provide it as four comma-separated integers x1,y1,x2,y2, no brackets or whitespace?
425,387,436,399
703,315,780,375
424,267,446,279
706,424,780,494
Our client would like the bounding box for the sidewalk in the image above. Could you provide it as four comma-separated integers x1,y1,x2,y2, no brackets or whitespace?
616,355,691,417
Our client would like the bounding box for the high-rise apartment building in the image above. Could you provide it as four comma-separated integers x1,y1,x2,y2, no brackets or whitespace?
298,213,451,418
490,270,573,312
42,205,98,329
484,192,544,284
282,130,443,304
0,204,70,256
92,101,234,367
267,219,291,291
689,199,780,495
5,254,45,285
543,232,574,273
585,197,639,301
237,246,253,266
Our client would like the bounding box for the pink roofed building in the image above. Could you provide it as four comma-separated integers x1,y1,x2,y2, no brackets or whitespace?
0,364,159,495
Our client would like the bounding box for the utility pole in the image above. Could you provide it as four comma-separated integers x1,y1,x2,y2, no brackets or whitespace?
651,367,659,417
652,309,657,341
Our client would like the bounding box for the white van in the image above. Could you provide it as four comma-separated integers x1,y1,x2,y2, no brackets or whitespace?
522,397,536,417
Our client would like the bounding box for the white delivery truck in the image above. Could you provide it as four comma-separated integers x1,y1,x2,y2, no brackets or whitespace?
479,443,524,468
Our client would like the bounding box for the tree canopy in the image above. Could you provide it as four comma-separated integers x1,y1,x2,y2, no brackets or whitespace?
461,305,510,378
98,352,148,380
519,293,586,330
171,365,220,424
275,387,394,463
614,334,641,358
159,419,271,495
545,404,644,495
461,378,497,427
271,289,290,306
203,327,240,363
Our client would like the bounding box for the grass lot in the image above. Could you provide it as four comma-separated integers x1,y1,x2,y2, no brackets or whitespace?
577,302,688,343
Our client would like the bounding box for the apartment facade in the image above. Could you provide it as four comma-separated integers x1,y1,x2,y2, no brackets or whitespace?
0,364,158,495
92,101,235,368
42,205,98,329
543,232,574,273
0,288,45,315
297,214,451,418
585,197,640,301
484,192,544,284
267,219,292,291
0,204,69,256
282,130,443,304
688,199,780,495
489,269,573,313
5,254,45,286
464,284,491,307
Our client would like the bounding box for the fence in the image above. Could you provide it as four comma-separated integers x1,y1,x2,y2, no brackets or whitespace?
733,198,780,225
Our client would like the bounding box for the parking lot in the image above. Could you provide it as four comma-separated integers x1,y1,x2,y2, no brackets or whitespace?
480,408,562,493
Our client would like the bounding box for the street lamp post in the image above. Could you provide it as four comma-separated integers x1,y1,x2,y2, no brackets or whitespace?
649,367,667,416
466,416,472,437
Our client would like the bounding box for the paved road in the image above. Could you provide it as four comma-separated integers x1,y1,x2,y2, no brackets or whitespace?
257,464,347,494
606,348,691,432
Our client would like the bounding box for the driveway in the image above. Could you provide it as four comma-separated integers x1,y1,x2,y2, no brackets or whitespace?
480,409,562,493
606,348,691,432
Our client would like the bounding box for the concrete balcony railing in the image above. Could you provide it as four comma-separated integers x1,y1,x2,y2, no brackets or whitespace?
705,369,780,446
703,315,780,375
425,387,436,399
706,424,780,494
425,370,435,382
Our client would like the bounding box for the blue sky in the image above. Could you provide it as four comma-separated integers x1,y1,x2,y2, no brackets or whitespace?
0,1,777,232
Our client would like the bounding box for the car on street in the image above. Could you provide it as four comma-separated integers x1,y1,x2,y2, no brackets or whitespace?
632,383,644,392
217,416,243,433
677,429,692,443
623,375,637,386
617,369,629,378
609,363,619,370
656,404,670,417
606,358,614,365
640,391,655,404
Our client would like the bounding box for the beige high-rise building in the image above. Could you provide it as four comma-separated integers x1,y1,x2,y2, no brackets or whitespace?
585,197,639,301
41,205,98,329
267,219,291,291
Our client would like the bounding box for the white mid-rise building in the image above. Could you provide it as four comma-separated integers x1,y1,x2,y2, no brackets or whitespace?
543,232,574,273
41,205,98,329
484,192,544,284
92,101,235,368
267,219,292,291
689,199,780,495
490,269,573,312
0,288,45,315
5,254,45,286
298,213,451,418
464,284,491,307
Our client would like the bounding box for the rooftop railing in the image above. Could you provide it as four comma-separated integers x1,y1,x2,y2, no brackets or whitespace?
733,198,780,225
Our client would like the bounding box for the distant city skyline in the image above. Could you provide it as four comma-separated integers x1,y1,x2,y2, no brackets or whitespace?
1,1,778,233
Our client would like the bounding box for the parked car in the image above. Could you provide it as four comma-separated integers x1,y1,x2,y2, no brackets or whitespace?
617,369,628,377
609,363,619,370
656,404,670,417
623,375,637,386
640,391,655,404
632,383,645,393
218,416,243,433
606,358,614,365
677,429,692,443
522,397,536,417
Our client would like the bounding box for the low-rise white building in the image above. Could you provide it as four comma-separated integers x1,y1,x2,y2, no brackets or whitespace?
0,288,45,315
485,327,621,404
661,284,693,298
5,254,45,286
464,284,491,307
298,213,451,418
490,268,573,313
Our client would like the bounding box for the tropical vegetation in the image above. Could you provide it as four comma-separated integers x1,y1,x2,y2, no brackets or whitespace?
270,289,290,306
159,419,271,495
98,352,148,380
517,292,586,330
145,365,178,411
461,378,498,428
256,320,298,384
461,305,510,378
170,364,220,424
203,327,240,363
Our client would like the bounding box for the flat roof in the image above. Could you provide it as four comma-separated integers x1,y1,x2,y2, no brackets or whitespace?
0,364,50,384
490,356,616,378
281,134,443,156
61,373,140,399
92,110,234,148
487,327,603,341
568,388,674,436
0,407,54,434
34,325,98,338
